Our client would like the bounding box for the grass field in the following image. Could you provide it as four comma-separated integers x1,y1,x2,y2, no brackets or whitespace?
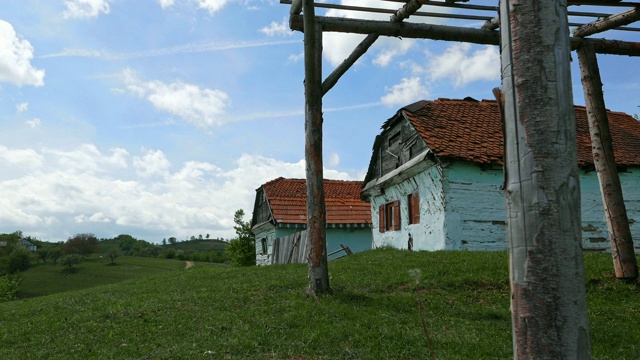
16,256,199,299
1,249,639,359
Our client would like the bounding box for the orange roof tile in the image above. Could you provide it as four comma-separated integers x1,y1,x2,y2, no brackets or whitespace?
260,177,371,225
400,98,640,166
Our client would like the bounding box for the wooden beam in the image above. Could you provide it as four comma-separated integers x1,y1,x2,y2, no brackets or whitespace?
302,0,330,295
322,33,379,95
322,0,429,96
290,0,302,15
500,0,591,358
577,41,638,280
573,6,640,37
290,15,640,56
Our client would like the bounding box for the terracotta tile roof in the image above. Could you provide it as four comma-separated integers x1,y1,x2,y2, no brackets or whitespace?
260,177,371,225
400,98,640,166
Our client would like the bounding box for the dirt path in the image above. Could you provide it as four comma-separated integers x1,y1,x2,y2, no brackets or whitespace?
185,261,194,269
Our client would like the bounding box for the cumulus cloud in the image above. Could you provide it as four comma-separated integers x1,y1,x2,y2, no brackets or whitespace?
427,43,500,87
121,69,231,129
0,21,45,87
197,0,230,14
25,118,41,129
63,0,111,19
158,0,175,9
381,77,428,107
260,18,292,37
0,144,356,242
16,102,28,113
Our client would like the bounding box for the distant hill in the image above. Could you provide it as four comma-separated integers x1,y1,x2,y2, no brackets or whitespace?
164,239,228,252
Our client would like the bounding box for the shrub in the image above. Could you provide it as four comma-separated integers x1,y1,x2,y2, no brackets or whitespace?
0,275,22,302
7,247,31,274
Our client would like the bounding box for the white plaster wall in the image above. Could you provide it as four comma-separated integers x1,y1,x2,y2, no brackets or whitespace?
253,226,276,266
442,163,506,251
370,165,447,251
443,162,640,251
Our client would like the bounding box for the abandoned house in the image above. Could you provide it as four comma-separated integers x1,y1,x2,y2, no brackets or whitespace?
251,177,372,265
361,97,640,251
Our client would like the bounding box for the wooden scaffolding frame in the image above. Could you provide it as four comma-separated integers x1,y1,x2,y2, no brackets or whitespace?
284,0,639,356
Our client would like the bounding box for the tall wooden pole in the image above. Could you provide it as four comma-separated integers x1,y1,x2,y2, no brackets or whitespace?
499,0,591,358
577,42,638,280
303,0,330,295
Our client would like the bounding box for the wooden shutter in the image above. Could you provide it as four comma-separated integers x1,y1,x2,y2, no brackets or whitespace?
378,204,385,233
392,200,401,230
409,192,420,224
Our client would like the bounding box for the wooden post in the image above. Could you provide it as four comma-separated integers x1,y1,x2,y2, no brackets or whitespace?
303,0,330,295
577,42,638,280
499,0,591,358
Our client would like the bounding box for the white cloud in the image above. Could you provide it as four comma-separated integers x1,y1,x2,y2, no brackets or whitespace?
158,0,175,9
381,77,428,107
63,0,111,19
121,69,231,129
25,118,41,129
16,102,28,113
0,144,357,242
372,39,413,67
0,21,45,87
133,149,171,178
197,0,230,14
0,145,45,169
260,18,292,37
427,43,500,87
328,152,340,167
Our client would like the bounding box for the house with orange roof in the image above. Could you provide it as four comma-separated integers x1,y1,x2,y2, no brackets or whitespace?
251,177,372,265
361,98,640,251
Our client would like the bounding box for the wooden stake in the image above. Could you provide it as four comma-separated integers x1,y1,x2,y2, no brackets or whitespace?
577,41,639,280
500,0,591,358
303,0,330,295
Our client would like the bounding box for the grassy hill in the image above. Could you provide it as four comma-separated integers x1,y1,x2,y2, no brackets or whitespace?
1,249,639,359
16,256,201,299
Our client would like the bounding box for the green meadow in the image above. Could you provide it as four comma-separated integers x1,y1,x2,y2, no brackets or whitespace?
1,249,639,359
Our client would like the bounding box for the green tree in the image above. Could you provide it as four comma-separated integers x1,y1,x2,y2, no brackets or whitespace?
116,234,137,255
63,233,99,256
168,237,177,245
225,209,256,266
8,247,31,274
106,249,120,265
36,247,50,263
60,254,83,270
48,246,63,264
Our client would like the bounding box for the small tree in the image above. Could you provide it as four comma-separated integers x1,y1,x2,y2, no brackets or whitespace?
106,249,121,265
60,254,83,270
63,233,99,256
36,247,50,264
48,247,63,264
225,209,256,266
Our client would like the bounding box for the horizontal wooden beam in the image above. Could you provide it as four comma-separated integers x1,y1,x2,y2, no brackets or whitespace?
290,14,640,56
573,6,640,37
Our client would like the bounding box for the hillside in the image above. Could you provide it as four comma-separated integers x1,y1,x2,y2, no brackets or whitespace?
1,249,639,359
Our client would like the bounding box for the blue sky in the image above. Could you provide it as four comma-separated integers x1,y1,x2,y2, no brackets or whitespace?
1,0,638,243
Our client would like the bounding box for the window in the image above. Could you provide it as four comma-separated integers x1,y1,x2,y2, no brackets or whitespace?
260,238,268,255
408,191,420,225
379,200,401,232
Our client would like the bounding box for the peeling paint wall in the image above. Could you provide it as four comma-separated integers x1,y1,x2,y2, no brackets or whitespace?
369,160,640,252
370,164,447,251
442,162,506,251
253,224,372,265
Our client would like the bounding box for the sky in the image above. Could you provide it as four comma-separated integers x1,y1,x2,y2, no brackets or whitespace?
1,0,638,243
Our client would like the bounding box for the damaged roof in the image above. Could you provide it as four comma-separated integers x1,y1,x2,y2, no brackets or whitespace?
397,98,640,166
259,177,371,225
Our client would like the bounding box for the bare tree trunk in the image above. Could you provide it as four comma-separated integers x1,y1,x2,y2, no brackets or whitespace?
577,42,638,280
303,0,330,295
499,0,591,358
